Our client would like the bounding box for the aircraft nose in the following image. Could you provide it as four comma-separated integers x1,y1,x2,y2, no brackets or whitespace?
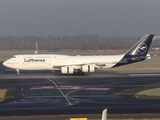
3,61,7,66
3,61,11,68
3,60,10,67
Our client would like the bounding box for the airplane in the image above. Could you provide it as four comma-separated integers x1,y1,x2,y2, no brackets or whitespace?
3,34,154,75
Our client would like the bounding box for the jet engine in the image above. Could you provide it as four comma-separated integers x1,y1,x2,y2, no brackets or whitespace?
61,66,74,74
82,65,95,72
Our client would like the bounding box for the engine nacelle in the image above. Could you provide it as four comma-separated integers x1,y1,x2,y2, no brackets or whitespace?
82,65,95,72
61,67,74,74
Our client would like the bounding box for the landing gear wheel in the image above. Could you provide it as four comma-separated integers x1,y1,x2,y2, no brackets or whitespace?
73,70,85,75
16,69,20,75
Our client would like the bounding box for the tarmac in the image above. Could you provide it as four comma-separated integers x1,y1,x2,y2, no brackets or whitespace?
0,70,160,119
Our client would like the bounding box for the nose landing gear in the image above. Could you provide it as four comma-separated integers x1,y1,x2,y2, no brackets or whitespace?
16,69,20,75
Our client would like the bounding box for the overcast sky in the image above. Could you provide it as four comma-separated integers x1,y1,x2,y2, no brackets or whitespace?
0,0,160,37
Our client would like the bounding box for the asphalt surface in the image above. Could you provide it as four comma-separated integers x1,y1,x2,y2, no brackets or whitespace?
0,70,160,119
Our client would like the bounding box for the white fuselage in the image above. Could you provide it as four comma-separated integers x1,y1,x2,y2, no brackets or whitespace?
2,34,154,74
3,54,124,71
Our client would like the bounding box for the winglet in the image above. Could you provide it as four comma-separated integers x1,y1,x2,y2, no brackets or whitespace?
102,108,107,120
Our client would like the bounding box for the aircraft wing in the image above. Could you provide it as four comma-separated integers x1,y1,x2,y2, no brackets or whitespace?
53,61,117,69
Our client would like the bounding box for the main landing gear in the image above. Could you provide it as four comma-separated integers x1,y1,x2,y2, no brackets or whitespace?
16,69,20,75
73,70,85,75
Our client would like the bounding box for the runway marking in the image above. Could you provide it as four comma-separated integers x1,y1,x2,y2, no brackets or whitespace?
66,90,79,97
26,95,106,98
108,79,149,85
30,86,110,90
130,74,160,76
108,85,159,87
68,97,160,106
46,77,72,105
26,96,68,98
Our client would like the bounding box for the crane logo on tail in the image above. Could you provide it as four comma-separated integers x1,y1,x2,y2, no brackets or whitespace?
138,43,148,54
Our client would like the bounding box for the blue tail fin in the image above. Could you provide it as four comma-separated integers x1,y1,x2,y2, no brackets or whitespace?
125,34,154,56
113,34,154,68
